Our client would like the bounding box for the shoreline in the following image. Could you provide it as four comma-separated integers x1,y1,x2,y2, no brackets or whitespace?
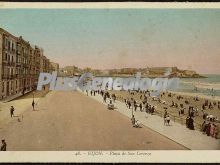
181,81,220,90
170,91,220,101
92,74,207,78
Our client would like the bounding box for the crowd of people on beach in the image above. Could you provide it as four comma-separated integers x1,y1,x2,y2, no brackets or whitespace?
87,89,163,128
202,99,220,111
86,89,154,127
161,93,220,139
123,98,155,115
163,92,220,137
85,89,220,139
201,121,220,139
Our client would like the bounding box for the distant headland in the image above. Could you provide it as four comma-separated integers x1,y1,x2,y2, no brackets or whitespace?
59,66,206,78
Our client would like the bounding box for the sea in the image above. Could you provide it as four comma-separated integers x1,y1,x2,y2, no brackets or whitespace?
174,74,220,97
89,74,220,97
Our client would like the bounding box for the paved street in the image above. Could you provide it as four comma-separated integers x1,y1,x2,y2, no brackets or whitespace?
0,89,49,127
0,91,186,150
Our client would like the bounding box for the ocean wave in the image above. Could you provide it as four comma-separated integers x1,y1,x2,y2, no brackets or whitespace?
181,81,220,90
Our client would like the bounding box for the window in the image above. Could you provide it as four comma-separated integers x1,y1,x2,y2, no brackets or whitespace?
5,38,7,47
2,82,4,92
8,41,10,50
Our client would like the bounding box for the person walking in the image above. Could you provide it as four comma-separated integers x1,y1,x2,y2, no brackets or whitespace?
166,115,170,126
103,95,107,103
215,124,220,139
164,110,167,125
128,101,131,109
32,100,35,111
201,121,206,132
134,103,137,111
131,115,135,127
0,139,6,151
139,103,142,112
210,124,216,137
186,116,190,128
189,116,195,130
206,123,211,136
151,106,155,114
10,106,15,118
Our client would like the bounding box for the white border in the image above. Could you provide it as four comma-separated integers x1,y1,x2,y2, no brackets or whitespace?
0,151,220,163
0,2,220,9
0,2,220,163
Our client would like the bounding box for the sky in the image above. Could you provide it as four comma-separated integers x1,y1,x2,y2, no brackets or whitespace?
0,9,220,74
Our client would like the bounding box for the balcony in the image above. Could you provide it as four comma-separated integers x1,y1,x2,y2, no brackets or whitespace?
9,75,15,79
16,50,21,55
16,74,23,78
2,74,20,80
16,62,22,67
10,62,16,66
23,63,29,68
3,61,16,66
14,74,20,78
2,75,9,79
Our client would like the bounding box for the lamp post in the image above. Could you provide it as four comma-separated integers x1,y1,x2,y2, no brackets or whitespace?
33,91,35,102
131,98,134,117
132,101,134,117
32,91,35,111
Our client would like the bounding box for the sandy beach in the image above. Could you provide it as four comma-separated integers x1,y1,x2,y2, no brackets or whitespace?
171,91,220,102
109,90,220,131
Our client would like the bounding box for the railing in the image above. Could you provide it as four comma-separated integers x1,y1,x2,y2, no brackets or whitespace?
2,61,16,66
2,75,9,79
2,74,20,79
154,110,202,130
9,75,17,79
16,62,22,66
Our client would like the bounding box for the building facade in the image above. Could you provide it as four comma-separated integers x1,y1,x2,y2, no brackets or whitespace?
0,28,58,100
50,62,59,72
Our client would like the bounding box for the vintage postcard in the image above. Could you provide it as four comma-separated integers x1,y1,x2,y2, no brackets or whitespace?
0,2,220,163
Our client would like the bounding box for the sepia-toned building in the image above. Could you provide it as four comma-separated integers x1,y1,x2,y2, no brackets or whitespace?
0,28,59,100
0,28,18,99
50,62,59,72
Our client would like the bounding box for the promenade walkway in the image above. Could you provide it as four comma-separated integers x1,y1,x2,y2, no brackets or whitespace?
0,89,50,128
1,90,33,103
0,91,186,150
80,90,220,150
